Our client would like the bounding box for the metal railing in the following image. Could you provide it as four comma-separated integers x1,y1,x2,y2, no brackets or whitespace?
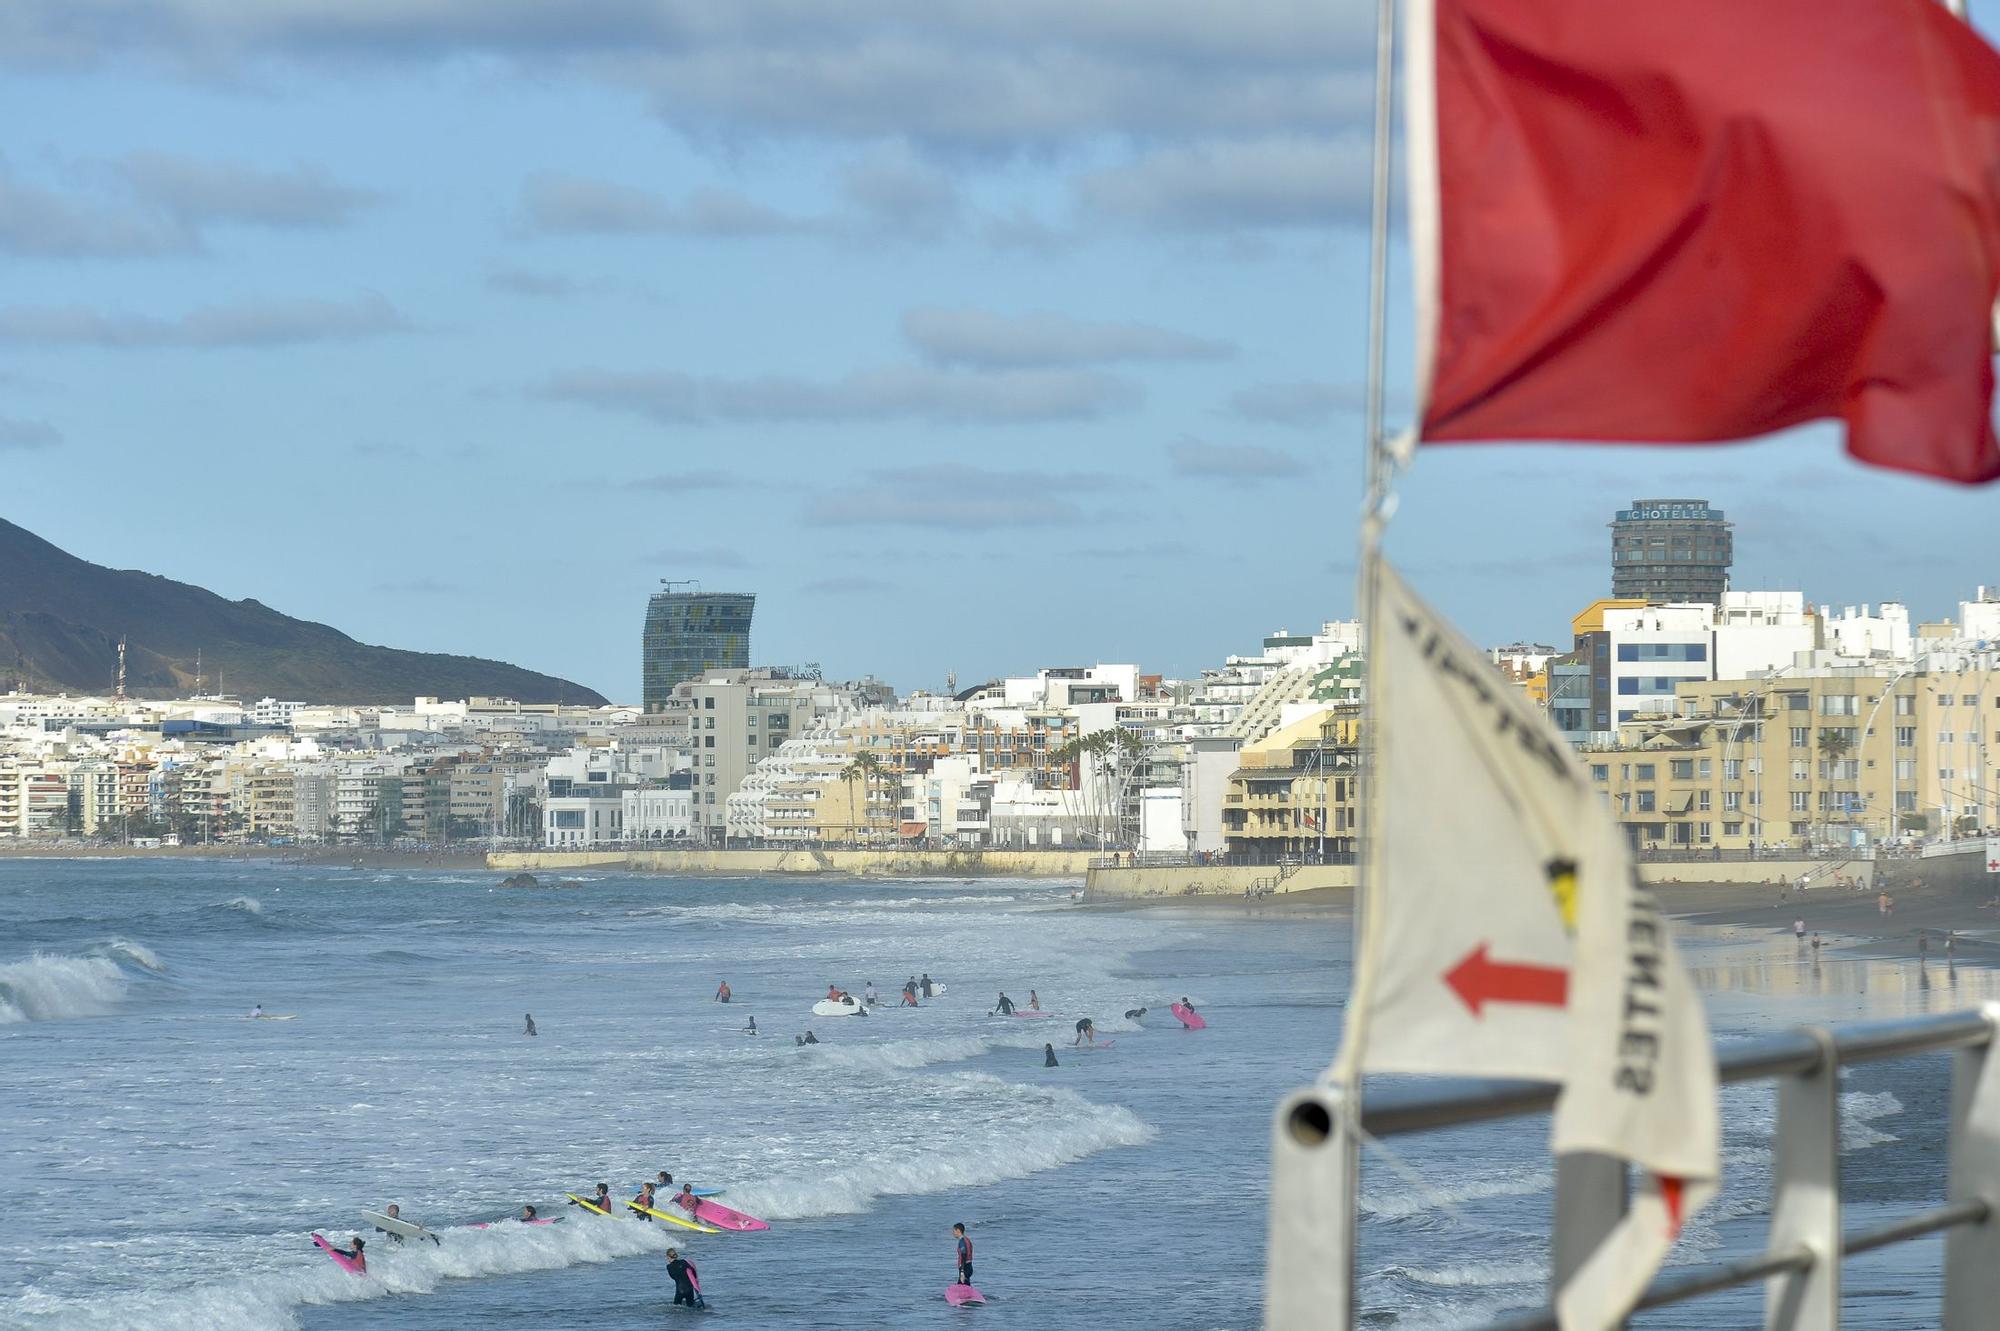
1267,1006,2000,1329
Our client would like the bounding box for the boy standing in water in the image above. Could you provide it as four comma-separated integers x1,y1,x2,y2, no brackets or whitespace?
524,1013,536,1036
953,1223,974,1286
665,1247,704,1307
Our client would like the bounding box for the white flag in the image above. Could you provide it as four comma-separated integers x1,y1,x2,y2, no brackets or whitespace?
1338,562,1717,1331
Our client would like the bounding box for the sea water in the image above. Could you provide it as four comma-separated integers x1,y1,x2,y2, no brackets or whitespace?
0,860,1988,1329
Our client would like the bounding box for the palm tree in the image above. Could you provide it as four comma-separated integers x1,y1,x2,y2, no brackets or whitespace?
841,751,885,845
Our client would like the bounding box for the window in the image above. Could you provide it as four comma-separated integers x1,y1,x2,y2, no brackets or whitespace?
1940,694,1956,707
1791,821,1810,836
747,715,757,727
1791,727,1811,748
1670,760,1695,779
1791,791,1810,812
1699,789,1712,811
553,810,585,829
1819,695,1859,716
1698,758,1712,778
1620,764,1631,781
1697,822,1712,842
1749,790,1761,807
1636,791,1656,812
1635,764,1656,781
1616,642,1709,662
1723,759,1743,781
1896,759,1916,781
1896,695,1915,716
1723,790,1742,811
1784,693,1809,711
1896,726,1915,748
1591,764,1608,782
1966,695,1981,707
1791,760,1810,782
1897,791,1916,811
1723,820,1743,837
704,697,715,710
704,736,714,749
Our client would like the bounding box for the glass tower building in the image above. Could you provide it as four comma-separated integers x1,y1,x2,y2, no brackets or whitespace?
642,588,755,712
1609,499,1732,604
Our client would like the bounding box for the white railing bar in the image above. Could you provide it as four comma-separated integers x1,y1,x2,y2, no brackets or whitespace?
1360,1010,1997,1139
1469,1202,1991,1331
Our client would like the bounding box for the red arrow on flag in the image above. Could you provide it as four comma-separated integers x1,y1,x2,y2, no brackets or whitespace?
1445,943,1569,1016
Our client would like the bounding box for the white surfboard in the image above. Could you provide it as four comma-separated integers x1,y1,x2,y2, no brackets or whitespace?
361,1210,439,1244
812,998,865,1017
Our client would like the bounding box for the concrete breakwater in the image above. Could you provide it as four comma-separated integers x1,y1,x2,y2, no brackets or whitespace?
485,847,1095,877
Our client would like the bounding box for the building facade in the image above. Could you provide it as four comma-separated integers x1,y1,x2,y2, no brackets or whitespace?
641,587,755,713
1609,498,1733,603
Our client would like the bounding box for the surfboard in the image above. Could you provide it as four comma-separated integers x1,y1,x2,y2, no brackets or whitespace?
469,1217,561,1228
311,1233,364,1274
1170,1002,1207,1030
628,1200,722,1233
945,1282,986,1306
566,1192,617,1216
1008,1009,1054,1019
1081,1039,1116,1049
812,998,865,1017
247,1013,297,1020
674,1194,769,1232
930,982,948,995
361,1210,439,1244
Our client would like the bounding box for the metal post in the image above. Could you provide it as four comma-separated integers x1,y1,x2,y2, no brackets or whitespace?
1764,1027,1840,1330
1944,1004,2000,1326
1267,1086,1356,1329
1552,1152,1628,1313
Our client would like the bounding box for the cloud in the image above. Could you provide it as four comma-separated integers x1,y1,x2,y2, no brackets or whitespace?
629,470,744,491
0,415,61,449
804,463,1115,529
0,162,191,257
0,294,409,348
0,4,1376,151
520,172,813,237
1227,379,1368,426
1167,438,1308,482
117,152,378,228
1077,135,1372,230
902,307,1233,369
803,574,894,595
647,545,753,569
839,145,959,234
545,364,1137,425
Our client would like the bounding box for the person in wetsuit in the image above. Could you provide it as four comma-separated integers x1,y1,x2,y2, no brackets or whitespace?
518,1205,540,1222
745,1015,758,1035
631,1181,658,1219
1074,1016,1095,1046
524,1013,537,1036
1124,1007,1147,1022
953,1223,973,1286
865,980,879,1005
1044,1043,1058,1067
573,1183,615,1213
995,992,1016,1015
330,1236,366,1271
920,972,934,998
666,1247,704,1307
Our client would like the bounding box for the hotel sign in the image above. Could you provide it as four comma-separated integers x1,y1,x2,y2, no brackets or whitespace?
1619,503,1720,521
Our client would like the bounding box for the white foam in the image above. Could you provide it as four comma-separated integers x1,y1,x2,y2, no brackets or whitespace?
216,896,264,915
1360,1166,1553,1220
0,953,131,1023
1840,1089,1904,1151
1387,1258,1543,1288
96,938,166,971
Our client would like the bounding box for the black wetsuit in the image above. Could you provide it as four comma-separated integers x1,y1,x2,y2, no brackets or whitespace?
1044,1047,1058,1067
921,976,933,997
996,996,1015,1015
667,1255,701,1306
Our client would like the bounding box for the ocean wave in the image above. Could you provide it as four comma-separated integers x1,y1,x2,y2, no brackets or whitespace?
214,896,264,916
92,938,166,971
1841,1089,1904,1151
1384,1258,1543,1288
728,1073,1152,1221
808,1030,1052,1072
1360,1166,1553,1221
0,953,133,1023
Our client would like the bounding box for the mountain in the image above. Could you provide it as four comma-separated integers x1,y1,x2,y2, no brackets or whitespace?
0,518,606,705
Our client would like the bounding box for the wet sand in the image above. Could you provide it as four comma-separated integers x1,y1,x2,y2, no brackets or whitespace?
1658,877,2000,961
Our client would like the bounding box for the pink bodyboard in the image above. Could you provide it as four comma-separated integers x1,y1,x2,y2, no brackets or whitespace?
1170,1002,1206,1030
946,1282,986,1306
312,1233,364,1274
679,1195,769,1232
1009,1010,1053,1019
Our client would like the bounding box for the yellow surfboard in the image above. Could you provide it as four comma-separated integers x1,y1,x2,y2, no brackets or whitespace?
565,1193,615,1216
627,1200,721,1233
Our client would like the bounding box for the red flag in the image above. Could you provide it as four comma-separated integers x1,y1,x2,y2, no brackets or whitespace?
1411,0,2000,484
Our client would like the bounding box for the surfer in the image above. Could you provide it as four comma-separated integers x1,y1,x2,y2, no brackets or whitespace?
745,1015,759,1035
865,980,879,1005
1074,1016,1095,1046
251,1004,264,1018
827,983,842,1002
331,1236,366,1272
519,1205,540,1222
1179,995,1197,1015
632,1181,659,1219
378,1203,406,1243
672,1182,703,1218
666,1247,704,1308
994,992,1016,1015
1124,1007,1147,1022
1044,1043,1059,1067
953,1223,973,1286
1029,989,1041,1010
716,979,732,1003
797,1030,820,1045
905,976,919,1001
524,1013,537,1036
920,972,934,998
571,1183,615,1213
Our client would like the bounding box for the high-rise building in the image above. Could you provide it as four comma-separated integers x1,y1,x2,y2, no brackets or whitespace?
1609,498,1732,604
641,587,754,712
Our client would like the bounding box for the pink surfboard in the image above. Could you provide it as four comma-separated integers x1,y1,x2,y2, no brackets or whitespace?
312,1233,365,1274
677,1194,769,1232
1170,1002,1206,1030
1009,1010,1054,1019
946,1282,986,1306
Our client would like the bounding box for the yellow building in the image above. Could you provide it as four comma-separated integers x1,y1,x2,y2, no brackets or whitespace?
1222,706,1361,860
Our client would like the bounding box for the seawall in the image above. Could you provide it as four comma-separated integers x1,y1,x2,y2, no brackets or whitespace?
1081,856,1875,900
485,848,1094,877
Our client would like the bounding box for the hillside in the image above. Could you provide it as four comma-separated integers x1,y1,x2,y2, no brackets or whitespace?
0,518,606,705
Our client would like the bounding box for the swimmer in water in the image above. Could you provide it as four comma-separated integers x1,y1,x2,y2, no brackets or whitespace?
1123,1007,1147,1022
715,979,731,1003
518,1205,540,1222
1044,1043,1058,1067
251,1004,265,1018
1074,1016,1095,1046
524,1013,537,1036
329,1236,365,1272
744,1015,758,1035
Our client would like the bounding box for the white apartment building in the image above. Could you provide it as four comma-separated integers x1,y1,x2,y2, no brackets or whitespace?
1823,603,1914,661
623,787,696,841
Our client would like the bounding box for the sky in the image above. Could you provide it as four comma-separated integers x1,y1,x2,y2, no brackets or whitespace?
3,1,1997,702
